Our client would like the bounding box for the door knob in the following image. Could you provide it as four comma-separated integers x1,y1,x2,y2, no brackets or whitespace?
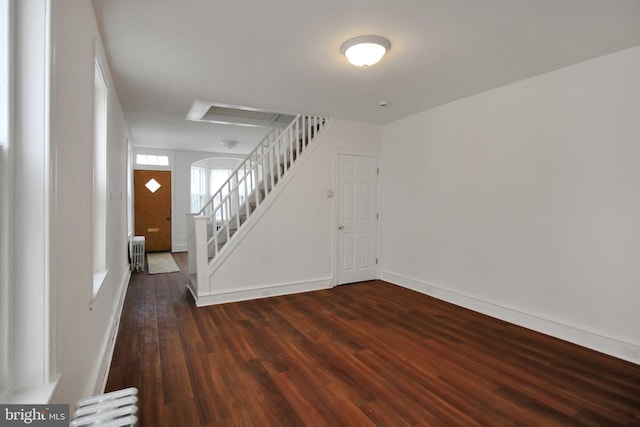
338,225,344,230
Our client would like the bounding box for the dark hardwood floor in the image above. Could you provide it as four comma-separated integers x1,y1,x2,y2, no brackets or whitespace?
106,252,640,426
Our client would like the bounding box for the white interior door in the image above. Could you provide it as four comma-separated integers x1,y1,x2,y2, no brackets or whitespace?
337,154,379,285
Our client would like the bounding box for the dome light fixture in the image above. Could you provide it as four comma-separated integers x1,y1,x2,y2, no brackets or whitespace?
221,140,238,150
341,35,391,68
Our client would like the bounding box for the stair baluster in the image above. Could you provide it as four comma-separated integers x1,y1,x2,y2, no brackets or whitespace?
187,115,329,296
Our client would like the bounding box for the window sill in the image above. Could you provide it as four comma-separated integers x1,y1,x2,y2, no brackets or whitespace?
4,375,60,404
90,270,109,310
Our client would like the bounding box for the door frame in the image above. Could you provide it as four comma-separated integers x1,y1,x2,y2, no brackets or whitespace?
333,152,381,285
134,169,173,252
132,148,175,250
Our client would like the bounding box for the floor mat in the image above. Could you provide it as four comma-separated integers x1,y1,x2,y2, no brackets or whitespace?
147,252,180,274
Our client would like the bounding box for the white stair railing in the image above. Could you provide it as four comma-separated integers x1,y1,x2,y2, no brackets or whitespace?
187,115,328,290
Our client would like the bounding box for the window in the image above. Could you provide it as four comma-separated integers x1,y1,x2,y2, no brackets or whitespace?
210,168,232,196
189,166,232,214
0,0,6,147
92,54,108,299
189,164,236,214
3,0,57,402
190,158,244,222
0,0,10,399
190,166,205,212
136,153,168,166
126,141,133,238
211,169,232,221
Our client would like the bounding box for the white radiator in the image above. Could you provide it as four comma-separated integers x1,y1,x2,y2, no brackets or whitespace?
131,236,145,272
70,387,139,427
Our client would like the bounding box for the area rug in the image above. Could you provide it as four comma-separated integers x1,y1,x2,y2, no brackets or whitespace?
147,252,180,274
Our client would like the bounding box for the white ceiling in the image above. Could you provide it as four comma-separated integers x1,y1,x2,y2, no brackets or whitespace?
91,0,640,154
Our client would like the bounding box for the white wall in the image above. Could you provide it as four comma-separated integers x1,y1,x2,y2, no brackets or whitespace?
49,0,131,403
380,46,640,362
206,120,381,301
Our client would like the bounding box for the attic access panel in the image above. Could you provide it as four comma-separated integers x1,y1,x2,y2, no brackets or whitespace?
186,100,296,128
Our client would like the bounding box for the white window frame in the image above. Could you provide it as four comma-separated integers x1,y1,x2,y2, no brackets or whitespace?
189,165,237,215
190,157,244,221
136,153,169,166
209,168,233,221
126,140,133,239
210,168,233,197
132,148,173,171
0,0,12,401
92,47,109,302
190,166,206,213
3,0,58,403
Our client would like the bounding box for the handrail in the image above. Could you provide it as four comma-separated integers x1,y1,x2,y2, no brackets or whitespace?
194,115,327,262
196,125,282,217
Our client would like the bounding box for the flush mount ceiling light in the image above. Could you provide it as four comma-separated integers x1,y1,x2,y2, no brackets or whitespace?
221,140,238,150
341,35,391,68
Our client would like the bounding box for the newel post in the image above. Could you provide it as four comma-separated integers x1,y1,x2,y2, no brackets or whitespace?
186,213,197,277
193,215,209,295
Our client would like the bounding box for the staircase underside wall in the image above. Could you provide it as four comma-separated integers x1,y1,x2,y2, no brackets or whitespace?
202,120,381,304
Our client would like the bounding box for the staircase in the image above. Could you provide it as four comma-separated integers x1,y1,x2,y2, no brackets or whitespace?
186,115,330,303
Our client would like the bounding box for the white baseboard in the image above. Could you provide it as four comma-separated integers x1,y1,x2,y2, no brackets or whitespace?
89,267,132,396
172,243,187,253
381,270,640,365
192,278,334,307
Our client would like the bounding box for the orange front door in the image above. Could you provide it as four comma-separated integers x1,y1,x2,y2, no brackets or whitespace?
134,170,172,252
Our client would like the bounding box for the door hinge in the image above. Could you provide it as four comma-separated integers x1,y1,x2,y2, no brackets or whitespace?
376,213,379,220
376,258,379,265
377,168,380,175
